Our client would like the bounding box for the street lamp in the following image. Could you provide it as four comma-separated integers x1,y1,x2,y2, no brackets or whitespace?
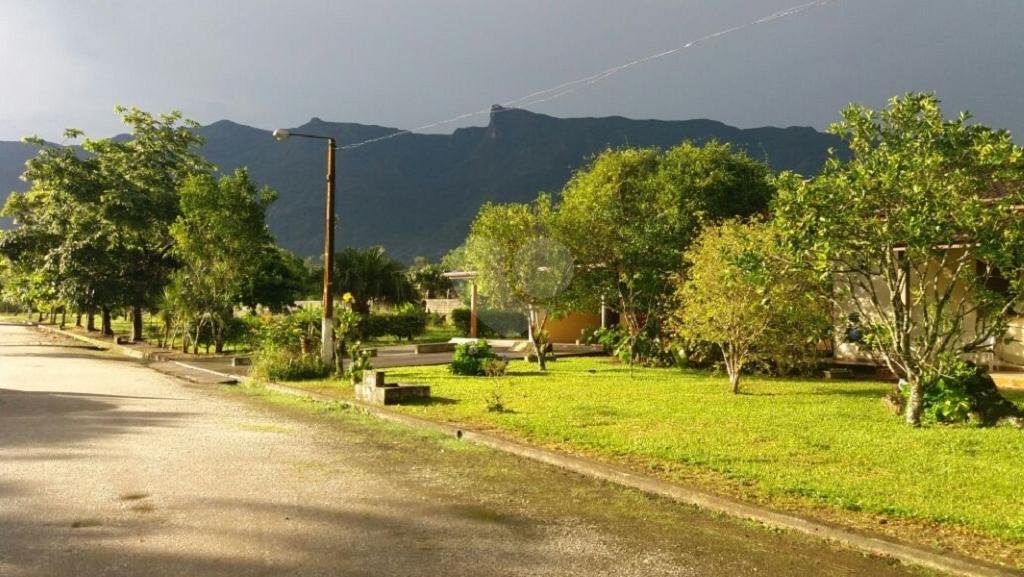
272,128,338,365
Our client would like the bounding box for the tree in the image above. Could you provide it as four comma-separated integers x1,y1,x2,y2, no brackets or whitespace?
462,198,572,370
240,247,309,313
85,107,209,341
407,257,453,299
0,131,120,330
167,169,280,353
774,93,1024,426
670,220,830,393
329,246,416,315
553,142,775,364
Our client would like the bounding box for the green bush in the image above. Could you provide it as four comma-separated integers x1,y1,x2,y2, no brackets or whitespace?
251,347,331,381
248,306,362,381
449,339,497,376
896,359,1024,426
586,326,679,367
483,357,509,377
450,308,527,338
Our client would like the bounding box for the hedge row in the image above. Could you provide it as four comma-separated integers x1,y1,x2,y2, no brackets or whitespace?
360,311,427,341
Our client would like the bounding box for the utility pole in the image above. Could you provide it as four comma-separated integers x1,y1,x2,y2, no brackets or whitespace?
273,129,339,366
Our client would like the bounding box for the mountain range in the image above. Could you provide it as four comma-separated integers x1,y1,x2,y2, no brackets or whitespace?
0,107,844,263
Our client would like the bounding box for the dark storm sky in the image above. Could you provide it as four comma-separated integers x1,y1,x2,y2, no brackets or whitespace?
2,0,1022,141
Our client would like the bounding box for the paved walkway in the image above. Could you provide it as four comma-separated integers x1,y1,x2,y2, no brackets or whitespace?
0,324,925,576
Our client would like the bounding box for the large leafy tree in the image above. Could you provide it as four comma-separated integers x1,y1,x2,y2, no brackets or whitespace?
86,107,209,340
775,93,1024,426
167,169,284,353
0,131,119,330
329,246,416,315
671,220,830,393
553,142,775,363
462,198,572,370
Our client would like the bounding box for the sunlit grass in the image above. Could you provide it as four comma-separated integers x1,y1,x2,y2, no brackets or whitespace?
285,357,1024,564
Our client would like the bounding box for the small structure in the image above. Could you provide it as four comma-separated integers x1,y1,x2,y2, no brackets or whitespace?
354,370,430,405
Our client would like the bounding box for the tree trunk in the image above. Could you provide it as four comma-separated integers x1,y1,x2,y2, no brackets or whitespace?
101,307,113,336
59,307,66,329
86,312,96,332
131,306,144,342
75,313,82,328
723,343,742,394
534,340,547,371
905,378,924,427
37,311,43,323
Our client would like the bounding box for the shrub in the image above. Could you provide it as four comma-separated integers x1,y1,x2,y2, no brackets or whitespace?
890,358,1024,426
449,339,496,376
347,342,374,384
249,306,362,380
485,387,508,413
483,357,509,377
360,310,427,341
586,326,678,367
251,347,331,381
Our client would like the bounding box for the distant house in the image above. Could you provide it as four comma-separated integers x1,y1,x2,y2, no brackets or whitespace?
834,193,1024,371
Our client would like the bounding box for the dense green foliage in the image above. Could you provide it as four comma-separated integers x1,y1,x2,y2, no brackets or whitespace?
360,310,428,341
166,169,296,353
0,107,308,348
892,357,1024,426
0,109,210,336
406,257,453,299
250,305,363,380
449,339,498,376
553,142,776,364
671,220,831,392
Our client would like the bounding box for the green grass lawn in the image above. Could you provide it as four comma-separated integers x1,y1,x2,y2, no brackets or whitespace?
289,357,1024,566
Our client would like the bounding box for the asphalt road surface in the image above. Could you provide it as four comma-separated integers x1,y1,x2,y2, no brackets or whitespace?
0,323,927,577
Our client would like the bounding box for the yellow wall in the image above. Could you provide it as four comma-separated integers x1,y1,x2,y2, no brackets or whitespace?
833,249,1023,369
545,312,601,344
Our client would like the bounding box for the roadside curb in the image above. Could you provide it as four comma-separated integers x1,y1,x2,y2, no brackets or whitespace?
33,323,153,361
37,320,1016,577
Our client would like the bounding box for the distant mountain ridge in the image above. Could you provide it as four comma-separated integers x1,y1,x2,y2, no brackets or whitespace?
0,107,844,262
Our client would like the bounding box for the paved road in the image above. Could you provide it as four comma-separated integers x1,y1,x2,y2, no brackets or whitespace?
0,324,925,577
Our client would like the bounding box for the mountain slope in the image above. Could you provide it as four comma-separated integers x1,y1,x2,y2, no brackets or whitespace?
1,108,843,262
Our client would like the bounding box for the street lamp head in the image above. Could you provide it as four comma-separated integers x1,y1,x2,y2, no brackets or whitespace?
272,129,290,141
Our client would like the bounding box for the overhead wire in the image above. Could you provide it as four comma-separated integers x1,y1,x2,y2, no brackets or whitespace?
339,0,839,151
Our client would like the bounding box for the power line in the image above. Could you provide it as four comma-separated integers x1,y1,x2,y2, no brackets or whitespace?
340,0,839,151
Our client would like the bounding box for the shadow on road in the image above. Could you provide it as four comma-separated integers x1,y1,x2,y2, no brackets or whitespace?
0,388,193,449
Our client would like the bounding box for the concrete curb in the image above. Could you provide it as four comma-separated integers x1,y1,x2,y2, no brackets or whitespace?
34,322,1017,577
33,323,151,360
